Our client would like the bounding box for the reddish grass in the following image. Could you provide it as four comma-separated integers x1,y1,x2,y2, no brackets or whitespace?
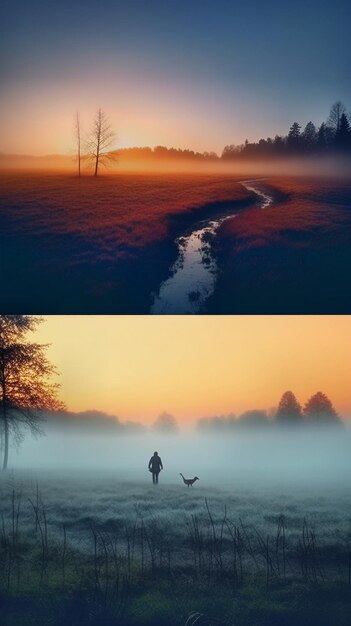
0,171,252,259
218,177,351,251
209,176,351,313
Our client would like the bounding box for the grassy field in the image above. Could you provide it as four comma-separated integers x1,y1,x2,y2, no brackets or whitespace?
210,176,351,313
1,471,351,625
0,171,253,313
2,171,350,313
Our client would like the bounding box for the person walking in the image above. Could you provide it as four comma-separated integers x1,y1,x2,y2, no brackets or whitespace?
148,451,163,484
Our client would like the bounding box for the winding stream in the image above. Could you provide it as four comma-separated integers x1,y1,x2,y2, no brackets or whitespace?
150,179,273,314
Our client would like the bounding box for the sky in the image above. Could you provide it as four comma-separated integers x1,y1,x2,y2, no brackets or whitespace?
34,315,351,425
0,0,350,155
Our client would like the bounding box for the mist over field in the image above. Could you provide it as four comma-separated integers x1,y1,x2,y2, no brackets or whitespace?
2,421,351,625
10,422,351,489
1,153,351,178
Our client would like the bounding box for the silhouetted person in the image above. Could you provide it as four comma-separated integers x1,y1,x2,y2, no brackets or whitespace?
148,451,163,484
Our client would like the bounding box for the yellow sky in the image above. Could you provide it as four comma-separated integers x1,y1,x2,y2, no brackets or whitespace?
34,316,351,424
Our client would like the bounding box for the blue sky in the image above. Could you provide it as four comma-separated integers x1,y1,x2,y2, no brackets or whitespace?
1,0,350,153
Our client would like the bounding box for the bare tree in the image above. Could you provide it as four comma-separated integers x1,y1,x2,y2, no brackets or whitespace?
327,101,346,134
75,112,81,177
0,316,64,470
87,108,116,177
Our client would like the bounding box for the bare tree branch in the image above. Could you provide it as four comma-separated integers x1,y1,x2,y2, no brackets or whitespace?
0,316,65,470
75,112,81,177
86,108,117,177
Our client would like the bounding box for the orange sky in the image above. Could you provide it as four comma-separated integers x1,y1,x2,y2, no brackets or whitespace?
0,69,252,157
2,1,349,157
35,316,351,424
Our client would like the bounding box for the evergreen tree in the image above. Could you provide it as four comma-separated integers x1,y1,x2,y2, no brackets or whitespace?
273,134,285,154
275,391,302,425
287,122,302,152
302,121,317,151
317,123,327,150
335,113,351,150
303,392,341,426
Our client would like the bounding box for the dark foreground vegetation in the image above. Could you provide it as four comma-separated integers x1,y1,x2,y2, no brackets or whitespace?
0,173,254,313
209,176,351,313
2,171,351,313
1,481,351,625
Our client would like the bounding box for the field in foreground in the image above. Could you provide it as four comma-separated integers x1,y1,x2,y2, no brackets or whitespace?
1,472,351,625
210,176,351,313
0,171,253,313
2,171,351,313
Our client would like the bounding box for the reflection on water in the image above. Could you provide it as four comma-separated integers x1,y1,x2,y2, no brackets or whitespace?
150,218,226,314
240,180,272,209
150,180,272,314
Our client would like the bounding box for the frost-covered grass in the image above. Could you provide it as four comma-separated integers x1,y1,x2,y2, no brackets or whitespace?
1,470,351,625
1,473,351,552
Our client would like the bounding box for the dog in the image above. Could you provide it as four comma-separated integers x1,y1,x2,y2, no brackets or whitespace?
180,473,199,487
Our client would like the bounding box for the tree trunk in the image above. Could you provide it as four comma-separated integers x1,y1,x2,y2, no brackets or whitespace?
94,111,101,177
2,416,9,471
78,131,81,178
76,112,81,177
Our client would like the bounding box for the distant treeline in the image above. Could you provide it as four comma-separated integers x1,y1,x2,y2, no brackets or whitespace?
222,101,351,160
45,409,145,433
41,409,178,434
40,392,344,435
116,101,351,163
198,391,343,432
115,145,219,162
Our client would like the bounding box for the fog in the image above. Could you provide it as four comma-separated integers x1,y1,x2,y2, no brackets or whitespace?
1,153,351,178
10,425,351,490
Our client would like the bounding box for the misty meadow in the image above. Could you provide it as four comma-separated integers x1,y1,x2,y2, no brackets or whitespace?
1,314,351,624
1,427,351,626
1,100,351,314
1,0,351,623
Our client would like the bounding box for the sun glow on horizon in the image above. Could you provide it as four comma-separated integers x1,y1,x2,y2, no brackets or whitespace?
33,316,351,425
1,0,349,156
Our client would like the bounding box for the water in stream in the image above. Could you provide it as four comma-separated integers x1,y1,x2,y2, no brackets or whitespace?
150,180,272,314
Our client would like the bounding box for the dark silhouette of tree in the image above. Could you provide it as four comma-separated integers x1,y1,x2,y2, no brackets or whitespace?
87,108,116,177
302,121,317,152
121,145,219,162
75,112,81,177
275,391,302,425
335,113,351,150
273,134,286,154
324,125,335,147
153,411,179,433
197,414,237,431
303,392,341,426
317,123,327,151
237,410,268,429
0,316,64,470
327,101,346,135
287,122,302,151
219,101,350,160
